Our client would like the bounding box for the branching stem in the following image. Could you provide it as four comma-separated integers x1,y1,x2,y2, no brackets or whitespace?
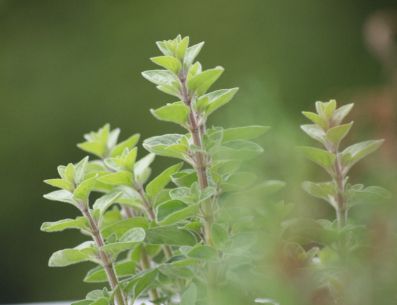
80,205,126,305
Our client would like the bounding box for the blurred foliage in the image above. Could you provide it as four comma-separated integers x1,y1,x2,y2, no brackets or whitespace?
0,0,396,303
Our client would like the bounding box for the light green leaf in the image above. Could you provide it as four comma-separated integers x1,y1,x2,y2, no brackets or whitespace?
326,122,353,146
341,139,384,171
146,163,183,198
301,124,326,144
102,241,139,259
97,171,133,186
43,190,76,205
41,217,88,233
212,140,263,161
299,146,336,174
184,42,204,66
156,82,181,98
141,70,177,86
44,178,74,192
73,176,98,201
176,36,189,59
222,125,270,142
302,181,337,207
49,241,98,267
75,156,90,185
332,103,354,125
93,192,122,214
150,101,189,126
196,88,238,115
134,153,155,185
302,111,327,129
188,66,224,95
111,134,140,157
150,56,181,73
143,134,189,160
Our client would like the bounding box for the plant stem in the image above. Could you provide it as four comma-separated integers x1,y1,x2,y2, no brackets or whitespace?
80,205,126,305
333,151,347,228
140,245,161,302
179,73,213,246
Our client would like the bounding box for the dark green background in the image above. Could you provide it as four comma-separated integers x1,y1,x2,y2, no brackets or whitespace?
0,0,395,302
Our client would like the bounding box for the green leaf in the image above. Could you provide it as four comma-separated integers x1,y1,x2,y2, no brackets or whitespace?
141,70,177,86
97,171,133,186
184,41,204,66
187,245,217,260
134,153,155,185
73,176,98,201
146,225,196,246
171,169,197,187
302,111,327,129
124,269,158,300
71,300,92,305
180,283,198,305
143,134,189,160
146,163,183,198
119,227,146,243
302,181,337,207
74,156,90,185
326,122,353,146
44,178,74,192
346,185,391,207
222,125,270,142
41,217,88,233
84,260,136,283
188,66,224,95
102,241,139,259
300,124,326,144
150,56,181,73
111,134,140,157
176,36,189,59
212,140,263,161
332,103,354,125
43,190,76,205
156,82,181,98
93,192,122,214
150,101,190,126
299,146,336,174
341,139,384,171
156,200,199,225
196,88,238,115
48,241,98,267
101,217,149,239
211,224,228,248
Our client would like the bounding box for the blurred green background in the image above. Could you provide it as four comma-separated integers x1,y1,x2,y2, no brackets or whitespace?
1,0,396,302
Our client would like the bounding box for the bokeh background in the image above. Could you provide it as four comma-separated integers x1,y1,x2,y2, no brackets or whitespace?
1,0,396,302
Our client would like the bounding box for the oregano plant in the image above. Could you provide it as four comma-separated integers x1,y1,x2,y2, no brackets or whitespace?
41,36,389,305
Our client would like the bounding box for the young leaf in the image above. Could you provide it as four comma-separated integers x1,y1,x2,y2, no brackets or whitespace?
43,190,76,205
119,227,146,243
141,70,177,86
150,56,181,73
196,88,238,115
111,134,140,157
326,122,353,146
300,124,326,144
146,162,183,198
302,181,337,207
143,134,189,160
73,176,98,201
299,146,336,174
93,192,123,214
48,242,98,267
150,102,189,126
332,103,354,125
188,66,224,95
187,245,217,260
341,139,384,171
101,217,149,239
184,41,204,66
302,111,327,129
44,179,74,192
124,269,158,300
41,217,88,233
97,171,133,186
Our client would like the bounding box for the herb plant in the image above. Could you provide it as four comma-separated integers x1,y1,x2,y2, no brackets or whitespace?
41,36,388,305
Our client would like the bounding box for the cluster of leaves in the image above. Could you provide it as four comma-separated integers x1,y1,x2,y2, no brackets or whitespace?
42,36,277,305
42,37,389,305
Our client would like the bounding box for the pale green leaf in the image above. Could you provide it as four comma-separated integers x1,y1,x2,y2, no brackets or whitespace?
111,134,140,157
48,241,98,267
150,101,189,126
326,122,353,146
299,146,336,174
184,42,204,66
93,192,122,214
150,56,181,73
196,88,238,115
222,125,270,142
97,171,133,186
141,70,177,86
146,225,196,246
146,163,183,198
43,190,76,205
188,66,224,95
341,139,384,171
41,217,88,233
